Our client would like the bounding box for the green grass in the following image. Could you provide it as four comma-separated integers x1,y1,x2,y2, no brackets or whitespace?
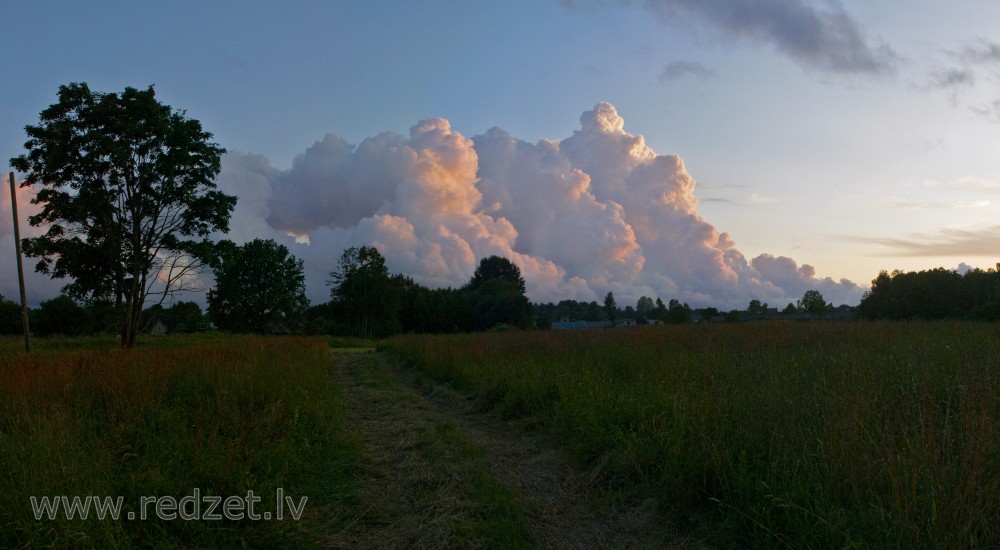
327,335,378,349
0,334,361,548
344,354,533,548
382,321,999,548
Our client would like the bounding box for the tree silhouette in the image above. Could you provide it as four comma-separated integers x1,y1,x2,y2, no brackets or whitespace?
466,256,530,330
604,291,617,325
329,245,399,339
467,255,527,295
208,239,308,333
10,83,236,346
799,290,827,315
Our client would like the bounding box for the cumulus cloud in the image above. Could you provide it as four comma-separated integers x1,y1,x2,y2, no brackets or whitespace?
218,117,591,304
751,254,863,306
210,102,863,308
4,103,866,309
634,0,897,75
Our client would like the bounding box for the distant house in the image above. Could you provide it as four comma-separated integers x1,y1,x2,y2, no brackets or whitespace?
266,319,293,335
150,320,168,336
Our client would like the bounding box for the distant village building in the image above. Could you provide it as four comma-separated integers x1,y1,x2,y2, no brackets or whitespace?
150,320,168,336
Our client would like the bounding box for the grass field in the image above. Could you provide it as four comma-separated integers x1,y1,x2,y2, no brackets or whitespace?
2,323,995,547
383,321,998,548
0,334,360,548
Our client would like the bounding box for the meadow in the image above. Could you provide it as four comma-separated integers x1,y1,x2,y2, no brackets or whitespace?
1,323,995,548
0,334,360,548
383,321,998,548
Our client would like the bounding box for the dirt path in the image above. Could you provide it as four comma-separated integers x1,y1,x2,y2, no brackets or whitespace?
326,351,681,549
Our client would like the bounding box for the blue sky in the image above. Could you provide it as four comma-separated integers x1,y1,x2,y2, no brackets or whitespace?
3,1,1000,307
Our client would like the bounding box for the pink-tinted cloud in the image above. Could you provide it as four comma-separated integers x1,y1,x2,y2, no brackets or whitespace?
216,102,864,308
0,178,64,305
4,103,866,309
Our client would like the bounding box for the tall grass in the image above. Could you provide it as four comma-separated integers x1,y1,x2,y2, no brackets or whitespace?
0,335,359,548
384,322,998,548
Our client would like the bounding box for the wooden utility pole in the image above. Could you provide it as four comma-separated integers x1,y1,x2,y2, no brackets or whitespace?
8,172,31,353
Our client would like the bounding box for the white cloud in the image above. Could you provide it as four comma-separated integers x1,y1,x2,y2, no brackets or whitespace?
4,103,867,309
243,102,863,308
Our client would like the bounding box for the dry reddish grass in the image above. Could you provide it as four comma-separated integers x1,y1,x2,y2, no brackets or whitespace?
0,335,358,548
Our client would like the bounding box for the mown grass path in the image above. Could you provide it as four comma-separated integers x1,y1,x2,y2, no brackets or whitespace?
326,351,676,549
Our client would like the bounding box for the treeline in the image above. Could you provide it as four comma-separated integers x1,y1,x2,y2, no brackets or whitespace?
857,266,1000,320
532,296,695,327
7,253,999,339
0,243,535,339
0,295,208,337
307,248,532,338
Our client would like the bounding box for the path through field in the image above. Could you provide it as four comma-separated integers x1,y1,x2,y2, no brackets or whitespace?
326,351,681,549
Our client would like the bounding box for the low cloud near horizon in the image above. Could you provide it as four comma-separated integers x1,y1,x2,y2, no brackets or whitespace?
215,102,865,309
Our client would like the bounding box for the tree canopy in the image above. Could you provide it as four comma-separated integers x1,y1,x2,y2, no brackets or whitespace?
635,296,654,320
207,239,308,333
10,83,236,346
466,256,531,329
0,295,25,336
799,290,827,315
318,249,534,336
857,266,1000,320
32,295,86,337
467,255,527,295
604,291,617,324
328,245,399,339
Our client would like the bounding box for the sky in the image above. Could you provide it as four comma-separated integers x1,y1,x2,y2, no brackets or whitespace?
2,1,1000,309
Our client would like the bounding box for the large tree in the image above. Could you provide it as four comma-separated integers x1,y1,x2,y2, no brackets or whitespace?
328,245,400,339
466,256,531,330
33,295,86,337
635,296,654,319
0,295,24,336
799,289,827,315
10,83,236,347
604,291,617,325
467,255,527,295
207,239,308,333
